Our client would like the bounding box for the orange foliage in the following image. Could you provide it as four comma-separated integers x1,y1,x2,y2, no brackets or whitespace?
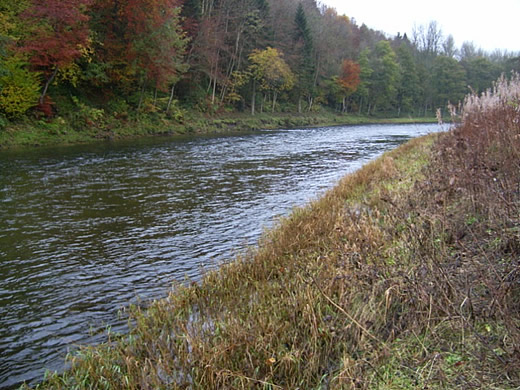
337,59,361,94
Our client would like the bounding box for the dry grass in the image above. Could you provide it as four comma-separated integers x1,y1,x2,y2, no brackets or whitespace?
28,74,520,389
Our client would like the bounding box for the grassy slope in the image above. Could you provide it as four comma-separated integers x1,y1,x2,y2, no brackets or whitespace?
0,110,435,149
27,80,520,389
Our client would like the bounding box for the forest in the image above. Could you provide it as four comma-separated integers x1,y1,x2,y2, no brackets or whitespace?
1,0,519,128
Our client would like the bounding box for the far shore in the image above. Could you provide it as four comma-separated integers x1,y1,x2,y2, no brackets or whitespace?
0,111,438,150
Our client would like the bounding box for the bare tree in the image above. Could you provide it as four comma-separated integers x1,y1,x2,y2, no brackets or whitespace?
412,21,443,56
442,34,458,58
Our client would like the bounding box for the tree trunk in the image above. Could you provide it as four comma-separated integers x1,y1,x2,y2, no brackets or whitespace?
251,80,256,115
166,84,175,113
210,48,220,105
272,91,277,113
39,66,59,105
137,79,146,111
211,76,217,105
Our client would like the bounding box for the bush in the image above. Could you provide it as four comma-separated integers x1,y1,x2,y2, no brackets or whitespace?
165,99,185,122
0,57,40,118
0,114,8,130
69,96,105,129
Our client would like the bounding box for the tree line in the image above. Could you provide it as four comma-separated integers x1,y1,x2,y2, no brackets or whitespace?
1,0,519,123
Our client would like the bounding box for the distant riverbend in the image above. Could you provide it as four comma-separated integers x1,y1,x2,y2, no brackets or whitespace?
0,123,441,388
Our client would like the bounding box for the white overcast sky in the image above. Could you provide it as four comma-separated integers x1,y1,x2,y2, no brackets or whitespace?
321,0,520,53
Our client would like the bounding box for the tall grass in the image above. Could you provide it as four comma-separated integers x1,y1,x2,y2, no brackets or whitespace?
27,74,519,389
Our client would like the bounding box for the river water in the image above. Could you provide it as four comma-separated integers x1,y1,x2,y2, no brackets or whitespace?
0,123,440,388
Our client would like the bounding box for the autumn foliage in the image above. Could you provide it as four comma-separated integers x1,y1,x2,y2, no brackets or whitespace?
249,47,295,113
0,0,518,120
19,0,90,71
0,56,40,117
18,0,91,106
334,59,361,112
338,59,361,94
91,0,187,91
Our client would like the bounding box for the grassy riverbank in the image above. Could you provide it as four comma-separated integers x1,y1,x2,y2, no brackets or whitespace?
27,76,520,389
0,109,435,149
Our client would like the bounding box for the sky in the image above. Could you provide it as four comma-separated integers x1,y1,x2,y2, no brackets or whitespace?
321,0,520,53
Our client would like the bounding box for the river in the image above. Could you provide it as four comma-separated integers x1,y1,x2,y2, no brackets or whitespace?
0,123,441,388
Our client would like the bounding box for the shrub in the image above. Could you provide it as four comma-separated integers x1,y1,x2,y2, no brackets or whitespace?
0,56,40,118
69,96,105,129
0,114,8,129
165,99,185,122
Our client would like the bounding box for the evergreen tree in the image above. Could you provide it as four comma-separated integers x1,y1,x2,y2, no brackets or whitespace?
396,42,420,115
432,55,467,109
462,56,500,94
369,41,399,114
353,47,372,114
293,3,316,111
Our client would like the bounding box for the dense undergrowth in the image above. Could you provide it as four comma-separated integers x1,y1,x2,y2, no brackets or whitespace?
0,109,434,149
27,75,519,389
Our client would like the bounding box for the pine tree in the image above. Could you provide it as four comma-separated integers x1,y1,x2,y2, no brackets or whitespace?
293,3,315,111
369,40,399,114
396,42,420,115
432,55,467,109
353,48,372,114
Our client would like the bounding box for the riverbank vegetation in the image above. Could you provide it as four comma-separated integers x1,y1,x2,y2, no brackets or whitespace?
27,75,520,388
0,110,433,149
1,0,519,147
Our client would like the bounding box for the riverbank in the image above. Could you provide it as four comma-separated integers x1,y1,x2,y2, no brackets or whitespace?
25,76,520,389
0,109,435,150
